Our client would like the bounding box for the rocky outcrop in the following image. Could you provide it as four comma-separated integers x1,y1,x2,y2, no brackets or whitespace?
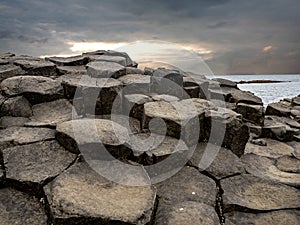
0,50,299,225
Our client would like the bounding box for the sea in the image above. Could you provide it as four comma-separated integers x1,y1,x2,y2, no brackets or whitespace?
211,74,300,106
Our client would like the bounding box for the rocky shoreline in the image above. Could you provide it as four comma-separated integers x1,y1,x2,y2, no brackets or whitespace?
0,51,299,225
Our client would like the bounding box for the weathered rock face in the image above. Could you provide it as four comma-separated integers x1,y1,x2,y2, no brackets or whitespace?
46,55,89,66
266,101,292,117
0,76,64,104
241,153,300,187
0,64,24,82
86,61,126,78
57,65,87,75
44,161,157,225
189,143,245,179
0,96,32,117
0,188,48,225
212,78,238,89
87,54,127,66
14,59,57,76
25,99,73,127
0,127,55,149
118,74,151,95
124,94,152,121
0,116,29,128
276,155,300,173
3,140,76,191
236,103,264,126
225,210,300,225
56,119,130,156
155,201,220,225
221,174,300,212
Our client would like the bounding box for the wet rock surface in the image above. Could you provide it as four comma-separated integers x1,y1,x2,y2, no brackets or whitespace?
0,50,299,224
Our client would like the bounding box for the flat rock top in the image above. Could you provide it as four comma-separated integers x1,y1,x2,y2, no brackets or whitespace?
156,201,220,225
86,61,125,78
245,138,295,158
14,59,55,68
0,75,63,96
3,140,76,184
0,188,48,225
46,55,88,66
221,174,300,211
118,74,151,85
88,55,127,66
56,119,129,146
0,126,55,147
155,166,216,207
190,143,245,179
241,153,300,187
225,210,300,225
26,99,73,127
44,161,156,224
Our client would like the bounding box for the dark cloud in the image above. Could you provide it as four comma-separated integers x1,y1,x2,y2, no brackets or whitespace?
0,0,299,74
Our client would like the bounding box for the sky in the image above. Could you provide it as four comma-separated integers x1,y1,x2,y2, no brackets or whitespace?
0,0,300,75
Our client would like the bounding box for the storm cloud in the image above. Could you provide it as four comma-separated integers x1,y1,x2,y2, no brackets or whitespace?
0,0,300,74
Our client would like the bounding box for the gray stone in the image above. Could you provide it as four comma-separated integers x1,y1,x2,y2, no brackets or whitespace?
57,65,87,74
262,117,298,141
143,99,204,146
84,50,135,66
221,87,263,105
0,127,55,149
124,94,152,121
221,174,300,212
236,103,264,126
44,161,156,225
0,52,15,58
46,55,89,66
25,99,73,127
276,155,300,173
0,76,64,104
266,115,300,129
292,96,300,106
189,143,245,179
88,55,127,66
0,188,48,225
287,141,300,159
241,153,300,187
3,140,76,190
86,61,126,78
128,133,189,165
266,102,292,117
0,64,25,82
155,201,220,225
245,138,295,158
151,94,179,102
102,114,141,134
0,96,32,117
184,85,201,98
0,116,29,128
0,59,9,65
14,59,57,76
118,74,151,95
204,107,249,157
213,78,238,88
56,119,130,156
126,67,143,74
155,166,216,207
225,210,300,225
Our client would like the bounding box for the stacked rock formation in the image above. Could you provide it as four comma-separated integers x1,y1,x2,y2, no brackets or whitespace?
0,51,299,225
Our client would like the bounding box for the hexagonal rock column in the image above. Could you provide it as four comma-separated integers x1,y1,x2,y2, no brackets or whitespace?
46,55,89,66
0,96,32,117
189,143,245,180
0,188,48,225
143,99,203,147
118,74,151,95
0,76,64,104
25,99,73,128
154,167,217,224
150,68,184,98
127,133,189,165
14,59,57,76
225,210,300,225
44,161,157,225
203,107,249,157
241,153,300,187
0,127,55,150
236,103,264,126
220,174,300,212
266,101,292,117
86,61,126,79
124,94,152,121
155,201,220,225
56,119,130,159
0,64,24,82
3,140,77,193
87,55,127,66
